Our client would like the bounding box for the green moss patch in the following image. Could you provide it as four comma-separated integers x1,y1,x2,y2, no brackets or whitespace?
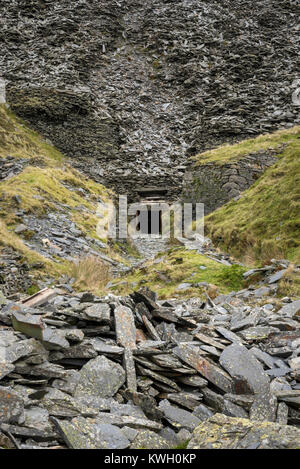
110,247,247,299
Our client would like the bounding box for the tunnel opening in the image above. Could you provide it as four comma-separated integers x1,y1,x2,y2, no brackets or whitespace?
136,206,163,236
136,187,167,236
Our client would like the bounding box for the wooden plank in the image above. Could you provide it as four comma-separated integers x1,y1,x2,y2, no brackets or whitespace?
21,288,56,308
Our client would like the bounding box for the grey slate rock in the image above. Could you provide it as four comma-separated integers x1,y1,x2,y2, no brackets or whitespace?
187,413,300,449
249,392,277,422
0,386,24,424
74,355,125,399
277,300,300,318
159,399,201,431
219,344,270,394
130,430,172,449
52,416,130,449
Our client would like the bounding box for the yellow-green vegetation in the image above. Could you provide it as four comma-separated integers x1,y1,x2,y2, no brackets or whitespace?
204,126,300,269
70,256,111,294
0,104,123,284
110,247,247,299
193,126,300,165
0,165,112,238
277,265,300,298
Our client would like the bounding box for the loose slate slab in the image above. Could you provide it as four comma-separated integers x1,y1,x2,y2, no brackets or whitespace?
177,375,208,388
42,328,70,350
6,338,47,363
159,400,201,431
1,423,57,442
123,348,137,393
84,303,111,324
219,344,270,394
274,390,300,408
94,413,163,431
74,355,125,399
0,362,15,380
0,386,24,424
137,365,181,392
277,300,300,318
114,305,136,350
142,315,161,341
249,392,277,422
215,327,244,344
130,430,171,449
173,344,233,393
21,288,56,308
42,387,98,418
11,311,44,340
194,332,226,350
160,392,201,411
187,413,300,449
52,416,130,449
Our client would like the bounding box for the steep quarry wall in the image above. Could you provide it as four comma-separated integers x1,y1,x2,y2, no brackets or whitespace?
0,0,299,201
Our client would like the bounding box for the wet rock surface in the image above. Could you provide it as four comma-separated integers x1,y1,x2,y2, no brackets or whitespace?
0,280,299,449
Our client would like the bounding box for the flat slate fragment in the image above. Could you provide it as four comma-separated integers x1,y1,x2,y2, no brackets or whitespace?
219,344,270,394
52,416,130,449
0,386,24,424
74,355,125,399
173,344,233,393
159,399,201,431
123,348,137,393
94,413,163,431
114,305,136,349
187,413,300,449
130,430,172,449
249,392,277,422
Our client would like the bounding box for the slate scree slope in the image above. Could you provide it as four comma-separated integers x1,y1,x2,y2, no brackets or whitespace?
0,0,299,201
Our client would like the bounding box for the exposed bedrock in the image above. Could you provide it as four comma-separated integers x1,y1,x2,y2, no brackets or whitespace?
1,0,299,199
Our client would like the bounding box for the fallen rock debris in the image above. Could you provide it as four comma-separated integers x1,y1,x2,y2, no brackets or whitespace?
0,285,300,449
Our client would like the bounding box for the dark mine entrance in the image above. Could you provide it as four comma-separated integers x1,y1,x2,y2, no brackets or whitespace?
136,206,163,236
136,187,166,236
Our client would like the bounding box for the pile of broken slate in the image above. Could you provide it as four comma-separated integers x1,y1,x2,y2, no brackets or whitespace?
1,285,300,450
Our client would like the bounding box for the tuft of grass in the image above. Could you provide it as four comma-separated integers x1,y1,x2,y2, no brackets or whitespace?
173,440,190,450
193,126,300,165
277,265,300,298
70,256,111,293
204,126,300,267
110,247,247,299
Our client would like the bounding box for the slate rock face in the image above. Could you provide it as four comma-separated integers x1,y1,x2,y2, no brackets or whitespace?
0,386,24,424
1,0,298,200
219,344,270,394
187,413,300,449
53,417,130,449
74,355,126,399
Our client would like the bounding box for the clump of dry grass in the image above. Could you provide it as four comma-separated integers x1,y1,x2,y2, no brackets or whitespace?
71,256,111,292
277,264,300,298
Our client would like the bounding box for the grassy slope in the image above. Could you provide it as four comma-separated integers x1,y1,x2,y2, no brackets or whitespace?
193,126,300,165
0,104,120,283
203,126,300,265
111,247,247,299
